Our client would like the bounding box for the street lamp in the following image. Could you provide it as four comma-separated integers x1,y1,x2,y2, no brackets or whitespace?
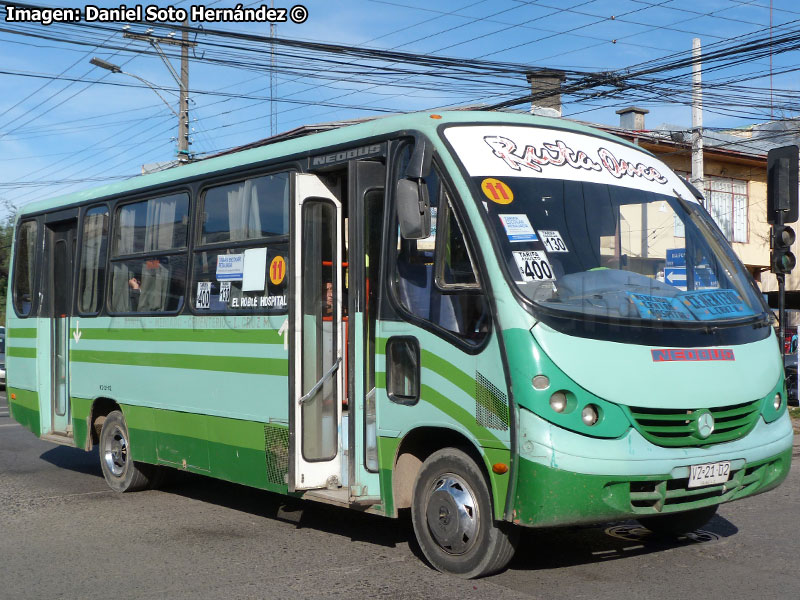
90,57,179,119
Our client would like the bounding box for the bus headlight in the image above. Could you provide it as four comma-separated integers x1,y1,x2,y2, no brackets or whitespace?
762,380,787,423
532,375,550,390
549,391,567,413
581,404,599,426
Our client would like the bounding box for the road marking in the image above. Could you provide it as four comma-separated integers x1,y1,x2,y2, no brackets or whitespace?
0,423,20,428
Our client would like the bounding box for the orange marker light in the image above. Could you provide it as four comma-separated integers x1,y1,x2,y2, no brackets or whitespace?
10,393,16,400
492,463,509,474
430,114,442,119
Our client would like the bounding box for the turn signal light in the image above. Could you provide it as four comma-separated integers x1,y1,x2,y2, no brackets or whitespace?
492,463,509,474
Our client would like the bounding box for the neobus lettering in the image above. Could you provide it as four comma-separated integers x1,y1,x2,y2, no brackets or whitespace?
311,144,384,166
652,348,736,361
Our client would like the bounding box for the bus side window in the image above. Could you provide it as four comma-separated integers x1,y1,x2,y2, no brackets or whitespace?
393,166,489,345
191,172,290,314
13,220,38,317
108,193,189,314
78,205,109,314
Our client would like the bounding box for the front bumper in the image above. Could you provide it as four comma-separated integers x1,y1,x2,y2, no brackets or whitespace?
512,408,793,527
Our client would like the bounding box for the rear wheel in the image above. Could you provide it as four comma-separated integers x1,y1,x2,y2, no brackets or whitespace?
639,505,718,537
99,410,154,492
411,448,518,578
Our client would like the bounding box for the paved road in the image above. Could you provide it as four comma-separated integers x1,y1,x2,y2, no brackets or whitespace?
1,391,798,600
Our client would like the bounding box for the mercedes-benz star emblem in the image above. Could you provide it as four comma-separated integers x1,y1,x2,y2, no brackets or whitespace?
696,411,715,439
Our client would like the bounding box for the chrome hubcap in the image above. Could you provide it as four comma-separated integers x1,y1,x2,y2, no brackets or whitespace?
425,473,479,555
103,426,128,477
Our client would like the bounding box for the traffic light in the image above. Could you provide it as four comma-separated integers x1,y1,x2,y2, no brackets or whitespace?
767,145,799,225
771,224,796,274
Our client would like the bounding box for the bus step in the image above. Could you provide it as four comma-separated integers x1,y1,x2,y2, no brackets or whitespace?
39,432,76,447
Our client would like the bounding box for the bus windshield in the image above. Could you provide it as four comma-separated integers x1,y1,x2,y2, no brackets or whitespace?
479,178,764,323
443,125,766,325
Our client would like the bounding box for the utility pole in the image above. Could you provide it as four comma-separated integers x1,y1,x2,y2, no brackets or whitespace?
179,21,190,160
124,23,196,163
269,0,277,136
691,38,704,196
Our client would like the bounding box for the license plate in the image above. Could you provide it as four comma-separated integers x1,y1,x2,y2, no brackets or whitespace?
688,461,731,488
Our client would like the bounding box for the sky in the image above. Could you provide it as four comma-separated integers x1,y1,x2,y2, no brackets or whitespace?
1,0,800,216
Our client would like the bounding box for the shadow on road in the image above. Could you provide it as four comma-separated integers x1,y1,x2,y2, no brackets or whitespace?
507,514,738,572
39,446,103,478
159,469,417,552
36,446,738,575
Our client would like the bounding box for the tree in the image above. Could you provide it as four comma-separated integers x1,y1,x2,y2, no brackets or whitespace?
0,199,18,325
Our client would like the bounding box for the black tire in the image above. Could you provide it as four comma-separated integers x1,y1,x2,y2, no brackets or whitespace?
639,504,718,537
411,448,518,578
98,410,154,492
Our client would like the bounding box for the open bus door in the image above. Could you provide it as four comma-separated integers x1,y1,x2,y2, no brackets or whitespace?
44,211,79,438
288,173,344,491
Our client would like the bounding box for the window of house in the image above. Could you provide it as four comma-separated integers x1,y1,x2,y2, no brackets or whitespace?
392,155,489,346
13,220,38,317
676,173,748,243
191,172,290,314
109,192,189,314
78,205,109,314
705,176,748,243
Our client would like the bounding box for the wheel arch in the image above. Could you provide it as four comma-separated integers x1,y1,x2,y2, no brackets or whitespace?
390,426,497,517
87,396,122,450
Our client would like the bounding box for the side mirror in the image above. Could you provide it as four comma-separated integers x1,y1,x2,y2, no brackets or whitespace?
396,137,433,239
396,179,431,239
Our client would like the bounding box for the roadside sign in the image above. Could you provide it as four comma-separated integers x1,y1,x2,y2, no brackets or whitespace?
664,267,687,290
666,248,686,268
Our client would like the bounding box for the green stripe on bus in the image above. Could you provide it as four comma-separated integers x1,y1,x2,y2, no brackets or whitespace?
7,347,37,359
71,397,93,450
375,338,475,398
70,350,288,376
7,387,39,411
7,327,37,339
9,403,40,436
420,383,504,448
378,436,402,517
118,404,286,492
7,388,40,436
420,349,474,398
75,327,284,345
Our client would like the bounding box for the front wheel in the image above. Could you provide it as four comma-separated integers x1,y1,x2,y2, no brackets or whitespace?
99,410,154,492
411,448,518,578
638,504,718,537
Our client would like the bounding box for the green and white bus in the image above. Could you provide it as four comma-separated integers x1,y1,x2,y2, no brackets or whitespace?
5,111,793,578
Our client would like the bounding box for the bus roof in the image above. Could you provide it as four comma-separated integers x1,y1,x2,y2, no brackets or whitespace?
15,110,642,218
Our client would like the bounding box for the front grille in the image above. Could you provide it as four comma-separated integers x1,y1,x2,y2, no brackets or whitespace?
628,399,761,447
